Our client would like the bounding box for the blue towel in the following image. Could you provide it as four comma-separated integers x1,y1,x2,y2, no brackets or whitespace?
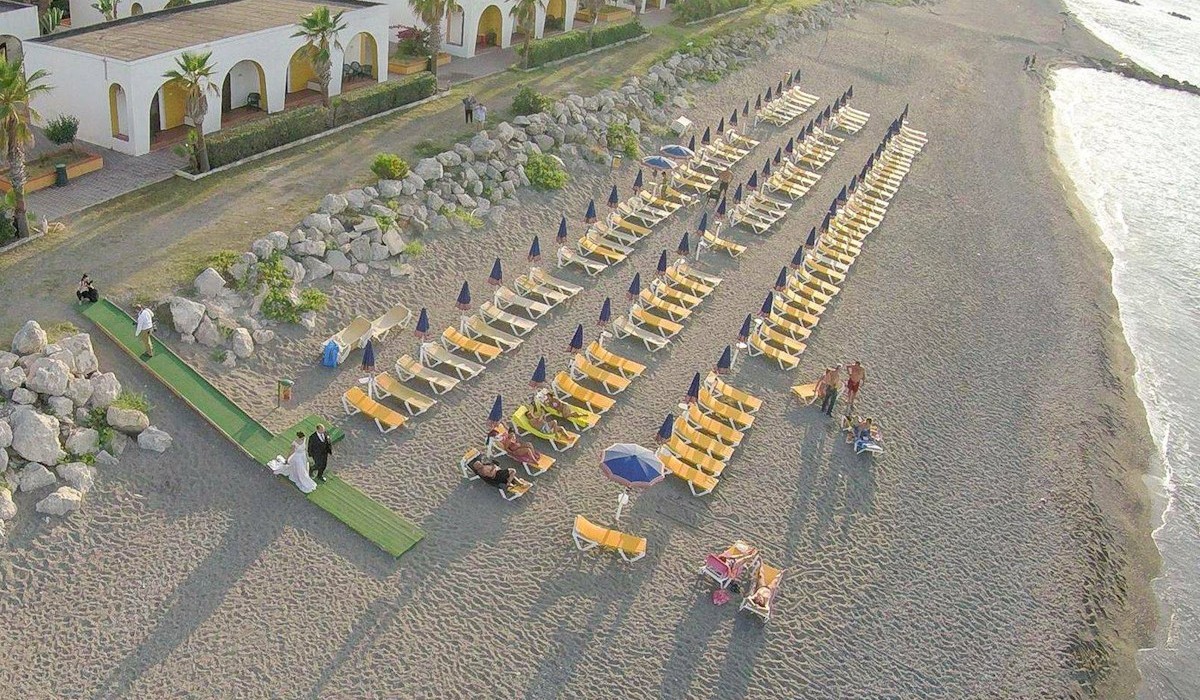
321,340,339,367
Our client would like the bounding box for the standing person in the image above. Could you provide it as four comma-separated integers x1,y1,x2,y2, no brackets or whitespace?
135,304,155,358
462,94,475,124
283,431,318,493
307,424,333,483
473,101,487,127
820,364,841,417
717,168,732,201
845,360,866,414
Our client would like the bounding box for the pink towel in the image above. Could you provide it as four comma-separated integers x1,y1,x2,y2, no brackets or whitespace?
712,589,732,605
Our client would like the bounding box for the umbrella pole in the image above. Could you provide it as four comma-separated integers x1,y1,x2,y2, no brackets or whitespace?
615,489,630,521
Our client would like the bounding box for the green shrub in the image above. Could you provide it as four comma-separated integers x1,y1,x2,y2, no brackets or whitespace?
206,106,327,169
590,21,646,48
202,250,239,276
605,122,639,158
113,391,151,413
334,73,436,124
444,206,484,229
525,152,568,190
255,253,326,323
413,139,447,158
371,153,410,179
512,85,553,116
523,31,589,68
44,114,79,146
212,348,228,363
674,0,750,23
402,241,424,256
298,288,328,312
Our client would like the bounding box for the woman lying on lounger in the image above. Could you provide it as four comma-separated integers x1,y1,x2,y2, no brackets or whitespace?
847,416,883,453
468,454,530,489
534,389,581,421
747,568,778,610
527,403,574,444
489,423,543,465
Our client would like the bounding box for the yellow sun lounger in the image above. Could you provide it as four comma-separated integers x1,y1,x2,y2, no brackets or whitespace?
324,316,374,365
612,316,669,352
791,270,839,299
578,236,628,265
805,258,846,284
749,332,801,370
536,395,600,432
739,563,783,621
705,373,763,413
701,230,746,257
686,403,744,446
557,246,608,276
790,382,820,405
650,279,703,309
480,301,538,335
463,315,523,351
369,304,413,341
659,450,718,497
665,267,715,298
612,216,653,239
572,515,646,562
662,438,727,477
420,343,485,380
759,322,807,356
395,354,459,394
571,354,631,394
369,372,437,415
459,448,531,501
442,327,502,363
767,311,813,341
673,420,735,461
674,261,722,287
631,306,683,338
775,299,820,330
529,267,583,297
618,200,666,226
585,340,646,379
512,405,579,452
639,189,683,214
699,387,755,429
342,386,406,433
553,371,617,413
514,274,569,307
639,289,692,322
485,425,557,475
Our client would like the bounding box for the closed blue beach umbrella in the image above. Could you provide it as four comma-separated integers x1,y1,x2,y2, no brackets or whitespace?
793,68,802,82
677,230,690,257
765,85,773,102
786,71,794,87
607,184,619,209
656,250,668,277
556,216,568,244
701,126,711,145
849,174,858,193
697,211,708,234
627,272,642,301
584,199,597,224
730,108,739,127
598,297,612,326
774,147,782,165
633,168,644,189
860,163,870,181
488,394,504,426
759,292,774,318
716,345,733,375
762,160,772,178
488,257,503,286
777,79,784,94
821,212,832,233
774,267,788,292
656,414,674,444
600,443,665,489
568,323,584,352
737,315,753,343
790,245,806,269
785,137,794,155
414,307,430,339
747,170,758,191
823,105,832,120
716,117,725,134
755,94,762,110
837,185,847,203
807,227,819,248
528,235,541,262
686,372,701,402
530,356,547,388
733,183,744,204
361,338,376,373
848,85,854,99
687,134,696,151
742,100,750,117
456,281,472,311
716,197,727,218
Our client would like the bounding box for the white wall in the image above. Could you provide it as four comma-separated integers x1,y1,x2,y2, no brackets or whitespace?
21,43,127,151
225,59,261,109
379,0,522,58
0,5,40,41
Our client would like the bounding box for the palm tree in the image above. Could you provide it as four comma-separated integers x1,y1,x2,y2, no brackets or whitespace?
582,0,604,44
163,51,219,173
164,0,191,7
0,58,52,239
408,0,460,79
509,0,545,69
91,0,120,21
293,6,347,127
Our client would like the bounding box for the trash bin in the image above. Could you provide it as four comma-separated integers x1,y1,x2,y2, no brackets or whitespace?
54,164,68,187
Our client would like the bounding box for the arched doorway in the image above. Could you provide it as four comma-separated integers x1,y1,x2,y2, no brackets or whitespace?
221,59,267,115
477,6,502,50
545,0,566,32
149,78,187,148
108,83,129,140
344,32,378,82
130,2,143,14
287,46,317,94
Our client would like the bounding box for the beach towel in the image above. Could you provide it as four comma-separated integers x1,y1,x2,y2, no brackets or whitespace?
322,340,339,367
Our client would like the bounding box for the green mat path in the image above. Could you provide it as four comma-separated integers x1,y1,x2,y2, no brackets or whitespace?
81,299,423,558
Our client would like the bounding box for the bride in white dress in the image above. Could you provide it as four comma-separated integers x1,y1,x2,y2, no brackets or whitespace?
273,431,318,494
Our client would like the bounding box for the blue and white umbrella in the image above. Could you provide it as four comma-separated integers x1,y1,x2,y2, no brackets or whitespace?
600,443,665,489
659,144,694,159
642,155,676,171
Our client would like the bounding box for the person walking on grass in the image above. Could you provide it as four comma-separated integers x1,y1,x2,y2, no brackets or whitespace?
473,101,487,127
820,364,841,417
307,423,333,483
844,360,866,414
135,304,155,358
463,94,475,124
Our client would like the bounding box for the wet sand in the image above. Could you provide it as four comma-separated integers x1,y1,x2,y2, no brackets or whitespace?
0,0,1160,697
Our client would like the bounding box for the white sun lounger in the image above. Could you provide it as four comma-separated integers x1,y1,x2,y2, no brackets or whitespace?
494,286,551,318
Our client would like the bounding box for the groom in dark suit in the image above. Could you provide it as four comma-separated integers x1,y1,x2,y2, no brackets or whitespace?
307,424,333,483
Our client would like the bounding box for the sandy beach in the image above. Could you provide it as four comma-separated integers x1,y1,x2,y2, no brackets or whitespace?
0,0,1162,697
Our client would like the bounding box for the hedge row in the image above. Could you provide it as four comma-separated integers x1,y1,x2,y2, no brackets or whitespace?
204,74,436,170
522,21,647,68
673,0,751,24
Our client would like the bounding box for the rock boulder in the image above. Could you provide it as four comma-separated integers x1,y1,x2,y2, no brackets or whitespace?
25,356,70,396
57,462,96,494
194,267,227,297
88,373,121,408
36,487,82,516
137,426,173,453
11,320,47,355
10,408,63,465
107,406,149,435
167,296,206,335
230,328,254,358
65,428,100,455
18,463,57,492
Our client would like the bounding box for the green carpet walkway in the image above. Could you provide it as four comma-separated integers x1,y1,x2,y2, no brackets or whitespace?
81,299,423,558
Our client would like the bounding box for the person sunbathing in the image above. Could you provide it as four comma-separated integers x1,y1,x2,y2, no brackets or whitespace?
527,404,573,444
535,390,581,420
747,567,778,610
468,454,529,489
491,425,543,466
851,417,883,452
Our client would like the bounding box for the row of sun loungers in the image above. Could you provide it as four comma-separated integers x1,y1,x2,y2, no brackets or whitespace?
324,304,414,365
658,374,761,497
611,261,723,352
754,86,820,127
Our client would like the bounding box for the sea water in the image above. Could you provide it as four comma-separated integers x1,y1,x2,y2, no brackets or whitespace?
1052,1,1200,697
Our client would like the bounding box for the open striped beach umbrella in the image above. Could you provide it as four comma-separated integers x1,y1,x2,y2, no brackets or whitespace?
361,338,376,373
737,315,753,343
677,230,690,256
701,126,711,145
759,292,774,319
687,135,696,152
607,184,619,209
716,197,727,218
747,170,758,191
584,200,597,224
414,307,430,339
599,297,612,326
530,356,547,388
733,183,744,204
774,147,782,165
791,244,806,269
656,414,674,444
568,324,584,352
456,281,472,311
528,235,541,262
487,394,504,426
774,267,789,292
656,250,668,277
627,272,642,301
600,443,664,489
717,117,725,134
686,372,701,403
730,109,739,127
716,345,733,375
697,211,708,234
633,168,644,189
488,258,503,286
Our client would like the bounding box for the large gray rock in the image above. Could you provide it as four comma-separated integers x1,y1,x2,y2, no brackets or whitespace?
377,180,403,198
302,212,333,234
137,426,173,453
252,329,275,345
401,173,425,195
36,487,82,516
107,406,149,435
0,489,14,521
57,462,96,494
18,463,57,492
194,267,227,297
11,320,47,355
58,334,96,369
47,396,74,420
279,255,306,284
10,408,62,465
436,150,463,167
266,230,290,251
344,189,370,211
1,366,24,392
0,350,17,371
88,373,121,408
325,250,352,272
250,237,275,260
167,296,206,335
413,158,444,181
320,193,348,214
65,428,99,455
0,418,11,448
333,271,364,285
25,356,70,396
194,315,222,348
348,235,373,264
291,239,326,257
381,230,406,256
494,121,516,143
230,328,254,358
11,387,35,405
303,257,333,282
65,377,94,407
